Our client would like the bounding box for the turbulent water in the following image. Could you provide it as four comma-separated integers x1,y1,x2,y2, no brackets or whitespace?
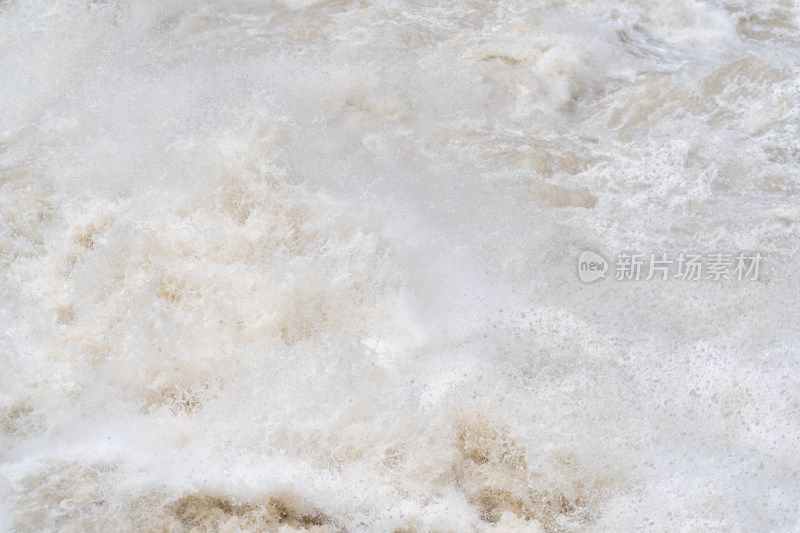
2,0,800,531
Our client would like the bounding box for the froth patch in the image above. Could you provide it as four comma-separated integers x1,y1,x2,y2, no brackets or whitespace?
450,413,607,531
0,403,46,440
2,460,116,532
3,459,335,533
163,491,334,532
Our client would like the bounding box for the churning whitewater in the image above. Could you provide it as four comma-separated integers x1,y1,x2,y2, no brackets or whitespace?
2,0,800,531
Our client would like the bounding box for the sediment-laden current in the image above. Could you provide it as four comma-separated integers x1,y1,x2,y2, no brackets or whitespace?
1,0,799,531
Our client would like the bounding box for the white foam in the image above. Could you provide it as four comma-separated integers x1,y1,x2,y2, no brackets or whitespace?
1,0,799,531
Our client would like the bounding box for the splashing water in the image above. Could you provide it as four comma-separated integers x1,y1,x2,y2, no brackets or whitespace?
1,0,800,531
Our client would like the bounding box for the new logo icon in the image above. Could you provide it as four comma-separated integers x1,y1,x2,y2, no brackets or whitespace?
578,251,608,282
